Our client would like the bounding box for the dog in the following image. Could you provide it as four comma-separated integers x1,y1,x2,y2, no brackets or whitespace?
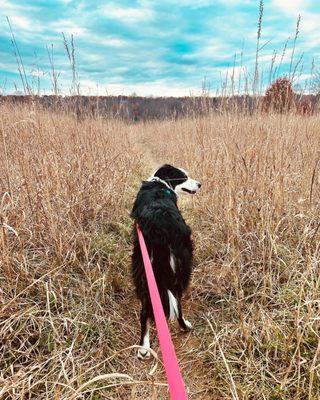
130,164,201,359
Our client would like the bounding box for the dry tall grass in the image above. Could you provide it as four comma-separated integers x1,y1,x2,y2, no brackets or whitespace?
0,104,147,399
1,103,319,399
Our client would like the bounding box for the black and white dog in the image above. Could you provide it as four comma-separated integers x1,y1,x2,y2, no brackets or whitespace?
131,164,201,359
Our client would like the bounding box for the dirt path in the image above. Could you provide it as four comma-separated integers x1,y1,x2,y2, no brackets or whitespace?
134,127,161,172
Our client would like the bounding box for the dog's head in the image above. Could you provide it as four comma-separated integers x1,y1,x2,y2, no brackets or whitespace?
149,164,201,196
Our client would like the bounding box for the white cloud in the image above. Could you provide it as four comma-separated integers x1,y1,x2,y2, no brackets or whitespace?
8,15,32,30
106,81,200,97
1,19,46,41
0,3,44,34
168,0,215,7
0,0,32,11
0,60,19,73
298,73,311,81
196,39,233,60
78,79,104,95
271,0,308,16
54,78,201,96
94,36,127,48
299,12,319,34
217,0,254,4
51,19,88,37
100,5,154,22
0,0,16,10
78,52,104,63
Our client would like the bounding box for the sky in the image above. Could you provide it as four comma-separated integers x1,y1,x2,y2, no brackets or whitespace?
0,0,319,96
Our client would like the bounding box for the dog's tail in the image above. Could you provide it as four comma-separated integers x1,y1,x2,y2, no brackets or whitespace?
150,250,179,321
167,290,179,320
151,249,178,320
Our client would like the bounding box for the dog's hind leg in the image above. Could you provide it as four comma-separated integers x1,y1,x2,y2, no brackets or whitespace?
177,299,193,332
137,306,151,360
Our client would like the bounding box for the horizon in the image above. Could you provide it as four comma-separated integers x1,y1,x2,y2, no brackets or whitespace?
0,0,320,96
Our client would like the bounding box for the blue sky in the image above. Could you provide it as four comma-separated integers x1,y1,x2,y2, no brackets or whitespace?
0,0,319,96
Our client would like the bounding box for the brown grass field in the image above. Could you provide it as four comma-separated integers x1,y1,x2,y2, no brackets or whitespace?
0,103,319,399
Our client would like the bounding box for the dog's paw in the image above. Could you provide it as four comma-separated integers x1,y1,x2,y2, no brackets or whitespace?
180,319,193,332
137,347,151,360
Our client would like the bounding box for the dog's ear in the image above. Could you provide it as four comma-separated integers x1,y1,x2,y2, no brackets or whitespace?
154,164,174,180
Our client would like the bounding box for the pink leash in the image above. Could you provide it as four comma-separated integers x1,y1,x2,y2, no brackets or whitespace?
136,224,188,400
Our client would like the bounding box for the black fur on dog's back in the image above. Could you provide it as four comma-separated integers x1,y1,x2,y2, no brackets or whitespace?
131,180,193,319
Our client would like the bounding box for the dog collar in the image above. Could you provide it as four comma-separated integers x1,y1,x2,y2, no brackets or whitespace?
147,177,177,198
